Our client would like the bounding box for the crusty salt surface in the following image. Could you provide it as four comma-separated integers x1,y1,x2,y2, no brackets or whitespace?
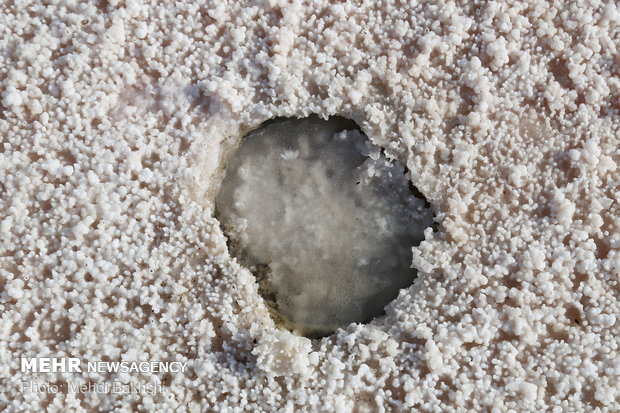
1,0,618,412
216,116,433,337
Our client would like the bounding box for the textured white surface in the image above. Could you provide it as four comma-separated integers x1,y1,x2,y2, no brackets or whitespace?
0,0,618,412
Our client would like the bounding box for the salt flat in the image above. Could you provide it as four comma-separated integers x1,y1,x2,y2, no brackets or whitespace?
0,0,618,411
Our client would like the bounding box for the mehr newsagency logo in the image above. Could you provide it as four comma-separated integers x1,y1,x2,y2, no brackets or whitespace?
17,357,188,395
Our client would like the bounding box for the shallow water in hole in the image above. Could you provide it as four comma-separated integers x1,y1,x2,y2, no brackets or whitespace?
216,116,433,338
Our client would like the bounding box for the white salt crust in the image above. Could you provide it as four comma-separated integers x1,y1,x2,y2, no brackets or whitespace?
0,0,618,412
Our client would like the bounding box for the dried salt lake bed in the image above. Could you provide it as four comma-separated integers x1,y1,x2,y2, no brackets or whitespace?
0,0,618,412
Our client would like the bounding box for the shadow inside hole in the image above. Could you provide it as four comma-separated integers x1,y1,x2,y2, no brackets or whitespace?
215,115,435,339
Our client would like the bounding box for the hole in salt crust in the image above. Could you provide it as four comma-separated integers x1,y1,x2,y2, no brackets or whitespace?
215,115,434,338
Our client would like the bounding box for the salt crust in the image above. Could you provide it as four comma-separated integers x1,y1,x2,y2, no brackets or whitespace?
0,0,618,412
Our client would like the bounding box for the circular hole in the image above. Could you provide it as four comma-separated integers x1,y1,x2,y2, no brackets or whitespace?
215,115,434,338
